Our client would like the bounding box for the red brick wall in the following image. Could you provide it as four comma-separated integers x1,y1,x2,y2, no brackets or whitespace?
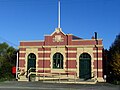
93,60,103,69
44,48,51,51
20,33,102,47
98,71,103,77
38,53,50,57
67,53,76,58
66,60,77,68
20,42,44,46
37,60,50,68
19,60,25,67
19,48,26,51
38,47,51,68
37,70,51,73
19,53,26,57
38,53,43,57
72,40,96,45
93,47,103,50
45,35,67,46
67,35,72,45
67,48,77,51
93,53,102,58
38,48,43,51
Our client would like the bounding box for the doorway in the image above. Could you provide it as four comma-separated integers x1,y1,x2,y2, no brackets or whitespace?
79,53,91,80
27,53,36,72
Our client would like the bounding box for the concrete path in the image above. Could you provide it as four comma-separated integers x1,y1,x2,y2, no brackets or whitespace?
0,81,119,90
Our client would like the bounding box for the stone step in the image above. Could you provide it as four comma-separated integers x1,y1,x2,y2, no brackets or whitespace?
43,79,97,84
18,76,29,81
76,79,96,82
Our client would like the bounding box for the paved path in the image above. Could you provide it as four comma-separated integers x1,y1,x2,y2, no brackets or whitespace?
0,81,119,90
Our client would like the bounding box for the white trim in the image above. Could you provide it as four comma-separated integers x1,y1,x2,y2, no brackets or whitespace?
36,68,50,71
97,78,104,82
19,46,43,48
19,51,26,53
38,51,51,53
94,58,102,60
44,45,66,48
93,50,102,53
72,39,103,41
20,40,44,42
19,57,25,60
65,51,77,53
67,58,76,60
76,47,94,78
38,58,50,60
65,68,77,71
51,47,66,72
19,45,103,48
18,67,25,70
67,45,103,48
51,69,65,73
25,48,38,72
51,28,65,36
94,69,103,72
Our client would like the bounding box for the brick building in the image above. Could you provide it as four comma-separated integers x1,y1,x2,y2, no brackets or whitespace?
17,0,104,82
18,28,104,82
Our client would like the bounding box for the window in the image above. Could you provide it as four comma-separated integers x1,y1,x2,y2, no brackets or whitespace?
53,53,63,69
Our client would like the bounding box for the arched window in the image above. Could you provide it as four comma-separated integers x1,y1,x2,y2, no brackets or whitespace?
53,53,63,69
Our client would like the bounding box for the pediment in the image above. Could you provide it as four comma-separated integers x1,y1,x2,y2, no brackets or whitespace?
51,28,65,36
51,28,65,43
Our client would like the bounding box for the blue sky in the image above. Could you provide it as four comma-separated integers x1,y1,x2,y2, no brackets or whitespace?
0,0,120,49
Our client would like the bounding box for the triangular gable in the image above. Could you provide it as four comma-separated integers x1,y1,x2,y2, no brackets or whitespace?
51,28,66,36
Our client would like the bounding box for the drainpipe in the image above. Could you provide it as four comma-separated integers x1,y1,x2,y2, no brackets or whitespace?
66,34,68,76
42,45,45,74
95,32,98,78
16,50,19,80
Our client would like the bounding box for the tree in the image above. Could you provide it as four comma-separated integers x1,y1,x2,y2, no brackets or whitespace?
111,52,120,79
0,42,17,80
109,33,120,82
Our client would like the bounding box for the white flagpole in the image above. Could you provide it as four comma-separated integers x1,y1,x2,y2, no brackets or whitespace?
58,0,61,28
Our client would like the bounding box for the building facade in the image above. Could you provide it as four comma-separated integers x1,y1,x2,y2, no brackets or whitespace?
18,28,104,82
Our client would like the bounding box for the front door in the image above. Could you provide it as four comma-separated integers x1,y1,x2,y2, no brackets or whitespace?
79,53,91,80
27,53,36,72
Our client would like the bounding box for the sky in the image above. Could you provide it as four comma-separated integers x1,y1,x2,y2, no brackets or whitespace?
0,0,120,49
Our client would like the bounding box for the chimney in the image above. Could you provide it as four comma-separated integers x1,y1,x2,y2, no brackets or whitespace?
95,32,97,40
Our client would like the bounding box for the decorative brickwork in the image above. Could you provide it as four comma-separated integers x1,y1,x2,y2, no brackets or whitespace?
18,28,104,82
